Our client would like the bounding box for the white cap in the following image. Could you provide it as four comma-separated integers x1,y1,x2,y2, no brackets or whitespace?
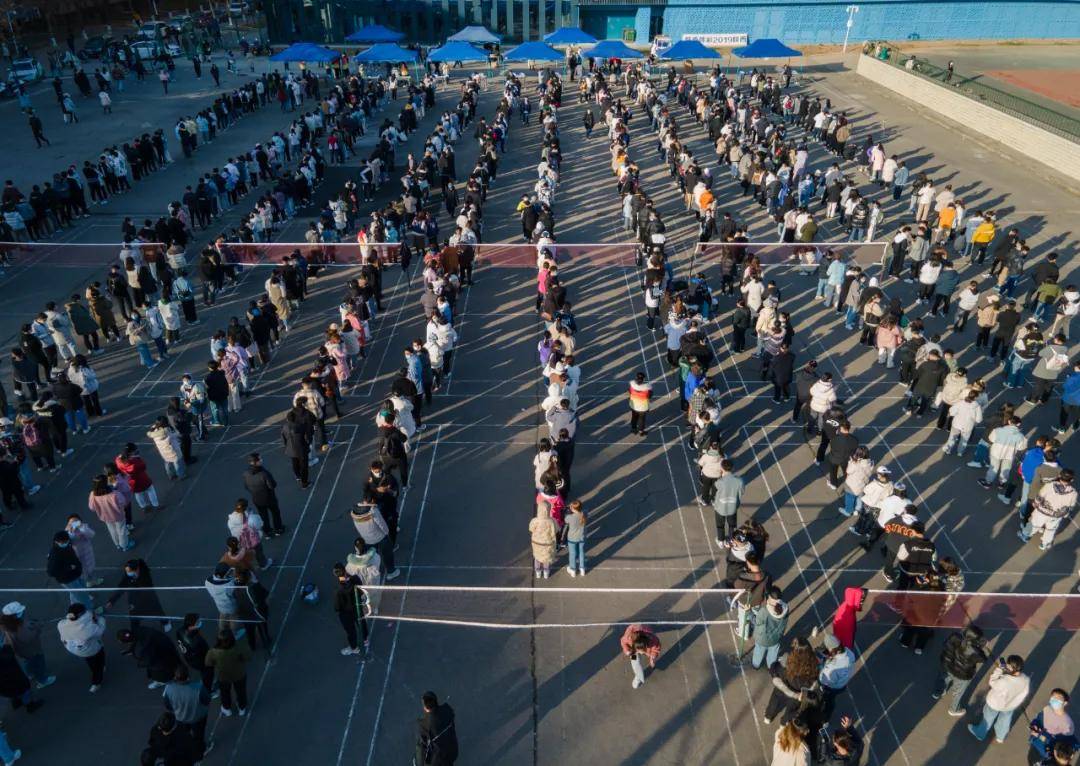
876,466,891,475
1,602,25,617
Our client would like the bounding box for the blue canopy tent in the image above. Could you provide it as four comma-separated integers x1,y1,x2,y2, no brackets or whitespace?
345,24,403,44
543,27,597,46
587,40,644,59
427,41,489,63
446,25,501,44
354,43,419,62
731,38,803,58
269,42,340,63
660,39,723,60
503,41,564,62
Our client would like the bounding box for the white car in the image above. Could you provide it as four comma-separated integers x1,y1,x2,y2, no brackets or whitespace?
136,21,170,40
132,40,164,62
228,1,249,17
7,57,43,84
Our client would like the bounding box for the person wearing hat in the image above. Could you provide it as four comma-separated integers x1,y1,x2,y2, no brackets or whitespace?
57,603,106,693
0,603,54,690
819,630,856,723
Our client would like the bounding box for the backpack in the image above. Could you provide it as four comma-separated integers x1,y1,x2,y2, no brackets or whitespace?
238,518,261,549
21,421,41,449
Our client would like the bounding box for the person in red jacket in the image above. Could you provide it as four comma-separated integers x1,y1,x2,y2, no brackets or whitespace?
831,586,867,651
620,623,661,689
115,443,160,513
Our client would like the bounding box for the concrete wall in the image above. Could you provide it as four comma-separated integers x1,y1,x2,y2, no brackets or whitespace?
660,0,1079,44
855,54,1080,183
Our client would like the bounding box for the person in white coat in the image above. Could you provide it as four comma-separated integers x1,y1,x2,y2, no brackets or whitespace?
979,416,1027,491
57,603,106,692
808,374,838,432
147,417,185,479
227,499,272,569
44,305,78,360
157,297,182,345
944,390,984,455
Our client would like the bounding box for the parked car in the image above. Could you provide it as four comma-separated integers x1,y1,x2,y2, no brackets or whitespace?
131,39,164,62
136,21,170,40
79,35,114,59
228,1,250,17
7,57,43,83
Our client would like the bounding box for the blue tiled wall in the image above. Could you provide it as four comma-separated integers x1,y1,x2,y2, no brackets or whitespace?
660,0,1079,44
635,7,652,43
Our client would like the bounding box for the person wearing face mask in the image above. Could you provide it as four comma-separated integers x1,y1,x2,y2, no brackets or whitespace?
1028,689,1078,765
176,613,214,696
333,562,369,656
751,587,788,669
967,654,1031,744
46,530,91,608
103,558,170,633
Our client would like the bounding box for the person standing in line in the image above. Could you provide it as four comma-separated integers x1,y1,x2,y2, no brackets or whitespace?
772,718,811,766
46,530,91,607
57,603,106,693
165,397,197,467
163,664,212,760
115,443,161,514
242,453,285,536
932,624,990,717
333,563,369,656
65,513,100,586
564,500,587,578
415,691,458,766
751,587,788,670
87,474,133,551
620,624,661,690
204,628,252,718
117,623,180,690
228,500,273,570
967,654,1031,744
627,372,651,436
281,406,315,489
712,459,745,545
146,417,185,481
103,558,170,632
1018,469,1077,551
0,603,55,690
1027,689,1077,765
529,502,558,579
349,499,398,579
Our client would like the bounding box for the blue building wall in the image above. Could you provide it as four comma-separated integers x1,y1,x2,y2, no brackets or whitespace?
659,0,1079,44
635,7,652,42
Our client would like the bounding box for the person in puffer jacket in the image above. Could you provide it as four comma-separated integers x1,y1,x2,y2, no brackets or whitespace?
978,416,1027,492
1058,361,1080,434
1019,469,1077,550
345,537,383,615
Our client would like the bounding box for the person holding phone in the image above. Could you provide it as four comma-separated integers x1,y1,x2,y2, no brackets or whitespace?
620,624,661,689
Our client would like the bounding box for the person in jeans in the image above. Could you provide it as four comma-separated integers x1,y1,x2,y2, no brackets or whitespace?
564,500,586,577
711,459,745,544
751,588,788,669
967,654,1031,743
620,624,661,690
46,531,91,607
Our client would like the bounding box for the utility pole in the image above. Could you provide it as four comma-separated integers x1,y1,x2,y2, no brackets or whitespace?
842,5,859,55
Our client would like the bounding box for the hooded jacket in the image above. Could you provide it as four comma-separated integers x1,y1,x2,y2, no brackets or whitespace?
809,380,837,414
987,425,1027,465
57,610,106,658
1033,480,1078,520
752,600,789,648
939,627,989,680
831,587,864,650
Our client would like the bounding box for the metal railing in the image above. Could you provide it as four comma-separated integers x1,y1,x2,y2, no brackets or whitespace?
862,41,1080,143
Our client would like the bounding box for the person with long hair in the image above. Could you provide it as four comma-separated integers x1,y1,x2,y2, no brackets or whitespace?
763,638,821,724
772,718,811,765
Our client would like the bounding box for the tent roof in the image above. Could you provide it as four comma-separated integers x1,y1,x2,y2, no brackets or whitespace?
503,41,564,62
543,27,597,45
446,25,501,43
587,40,643,59
354,43,419,63
269,42,340,63
660,39,723,60
731,38,802,58
428,41,489,63
345,24,404,43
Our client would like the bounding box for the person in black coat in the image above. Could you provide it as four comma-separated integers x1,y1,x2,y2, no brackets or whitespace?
243,452,284,535
815,405,846,465
119,624,181,686
792,361,819,429
176,614,213,693
104,558,170,632
166,397,197,465
365,461,399,548
234,569,271,652
0,644,41,712
731,299,751,353
826,421,859,489
376,418,409,488
281,406,314,489
907,350,948,416
203,361,229,426
141,712,200,766
769,343,795,402
415,691,458,766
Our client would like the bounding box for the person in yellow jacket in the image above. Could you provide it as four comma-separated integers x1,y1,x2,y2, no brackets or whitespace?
971,215,997,265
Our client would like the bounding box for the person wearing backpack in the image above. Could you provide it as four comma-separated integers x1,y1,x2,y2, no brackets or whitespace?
18,415,57,473
1028,333,1071,406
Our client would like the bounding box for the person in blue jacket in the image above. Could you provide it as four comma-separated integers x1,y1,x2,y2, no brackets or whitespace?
1057,360,1080,434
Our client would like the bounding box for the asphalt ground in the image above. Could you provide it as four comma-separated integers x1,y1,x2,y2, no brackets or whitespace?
0,56,1075,765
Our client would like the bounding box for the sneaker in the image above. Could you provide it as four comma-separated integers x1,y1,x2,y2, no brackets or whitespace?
762,716,772,724
966,724,983,741
578,569,585,577
88,684,100,693
977,480,993,489
930,691,942,700
566,566,576,578
309,456,320,466
1039,541,1051,551
340,647,359,656
826,481,839,490
534,570,541,579
1017,530,1030,543
542,570,549,579
715,537,724,546
385,569,401,580
264,558,275,568
941,446,951,454
27,485,40,496
220,707,233,717
965,461,982,468
148,681,164,689
632,678,643,689
948,708,965,717
238,708,247,717
36,675,56,689
163,622,172,633
847,525,861,537
997,494,1011,505
914,648,923,655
